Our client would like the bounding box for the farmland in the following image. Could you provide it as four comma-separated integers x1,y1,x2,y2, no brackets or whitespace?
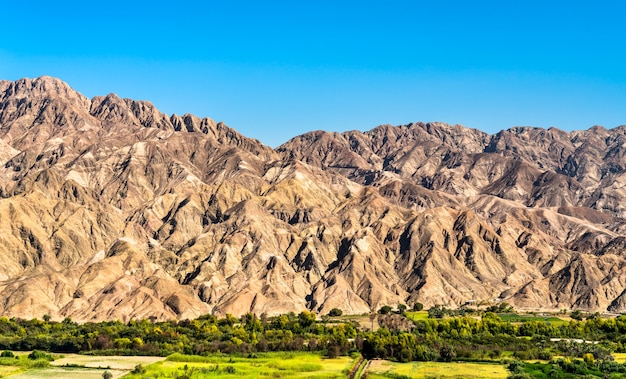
366,360,508,379
121,352,355,379
6,367,126,379
1,308,626,378
0,353,164,379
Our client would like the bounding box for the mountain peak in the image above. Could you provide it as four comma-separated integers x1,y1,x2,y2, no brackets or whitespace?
2,76,626,320
0,76,87,102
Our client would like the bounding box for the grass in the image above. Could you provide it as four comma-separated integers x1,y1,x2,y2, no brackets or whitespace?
404,311,429,322
0,353,54,377
0,352,163,379
496,313,566,325
122,352,355,379
0,364,23,377
613,353,626,363
354,358,368,379
366,360,509,379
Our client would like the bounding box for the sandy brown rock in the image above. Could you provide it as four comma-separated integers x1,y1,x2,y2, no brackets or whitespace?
1,76,626,322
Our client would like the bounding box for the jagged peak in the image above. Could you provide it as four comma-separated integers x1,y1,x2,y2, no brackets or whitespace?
170,113,217,133
0,76,88,103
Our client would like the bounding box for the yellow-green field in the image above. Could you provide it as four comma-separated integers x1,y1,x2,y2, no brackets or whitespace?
0,365,22,378
366,360,508,379
122,352,356,379
613,353,626,363
0,353,164,379
404,311,429,322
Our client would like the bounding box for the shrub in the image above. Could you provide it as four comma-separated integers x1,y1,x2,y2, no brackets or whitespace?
223,365,236,374
131,364,146,374
570,310,584,321
28,350,52,361
439,345,456,362
329,308,343,317
0,351,14,358
428,305,447,319
507,360,526,374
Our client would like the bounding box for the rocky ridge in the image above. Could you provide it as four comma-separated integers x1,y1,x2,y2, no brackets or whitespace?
0,76,626,321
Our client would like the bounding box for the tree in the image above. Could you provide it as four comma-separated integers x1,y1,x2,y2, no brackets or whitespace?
439,345,456,362
328,308,343,317
102,371,113,379
428,305,447,319
298,311,316,328
378,305,392,315
397,304,407,313
571,310,584,321
412,302,424,311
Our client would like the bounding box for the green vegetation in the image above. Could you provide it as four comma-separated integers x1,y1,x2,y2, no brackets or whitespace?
497,313,566,326
0,311,358,357
404,311,429,322
0,352,159,378
3,309,626,377
571,310,584,321
368,360,508,378
122,352,354,379
328,308,343,317
508,357,626,378
0,351,55,378
412,302,424,312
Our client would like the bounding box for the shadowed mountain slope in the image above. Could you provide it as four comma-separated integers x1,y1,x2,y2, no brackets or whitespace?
1,76,626,321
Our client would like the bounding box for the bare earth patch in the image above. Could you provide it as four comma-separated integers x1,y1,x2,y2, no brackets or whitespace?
49,354,165,370
6,367,127,379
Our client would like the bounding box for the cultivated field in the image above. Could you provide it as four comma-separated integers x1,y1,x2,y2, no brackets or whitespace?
497,313,566,325
122,352,356,379
49,354,164,370
404,311,429,322
6,367,126,379
613,353,626,363
0,353,165,379
366,359,509,379
0,365,22,377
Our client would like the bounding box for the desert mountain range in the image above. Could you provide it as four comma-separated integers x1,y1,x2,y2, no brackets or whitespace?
1,76,626,321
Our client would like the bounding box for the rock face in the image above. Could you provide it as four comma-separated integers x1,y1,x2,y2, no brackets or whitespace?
1,76,626,321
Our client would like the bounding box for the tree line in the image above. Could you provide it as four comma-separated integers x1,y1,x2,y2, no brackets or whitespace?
2,309,626,365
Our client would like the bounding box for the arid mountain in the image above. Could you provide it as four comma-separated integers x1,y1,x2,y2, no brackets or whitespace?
1,76,626,321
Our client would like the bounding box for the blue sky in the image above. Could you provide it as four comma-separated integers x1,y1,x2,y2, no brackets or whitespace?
1,1,625,147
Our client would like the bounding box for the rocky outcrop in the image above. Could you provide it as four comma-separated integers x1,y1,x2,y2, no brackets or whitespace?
1,76,626,321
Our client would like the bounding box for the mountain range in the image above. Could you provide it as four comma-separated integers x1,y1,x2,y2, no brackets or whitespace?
1,76,626,321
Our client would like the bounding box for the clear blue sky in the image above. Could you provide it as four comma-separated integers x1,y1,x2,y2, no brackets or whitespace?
1,1,625,147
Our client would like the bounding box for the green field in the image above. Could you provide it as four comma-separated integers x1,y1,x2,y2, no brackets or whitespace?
404,311,429,322
122,352,356,379
0,352,164,379
497,313,566,325
0,353,55,378
0,365,22,378
366,360,508,379
613,353,626,363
